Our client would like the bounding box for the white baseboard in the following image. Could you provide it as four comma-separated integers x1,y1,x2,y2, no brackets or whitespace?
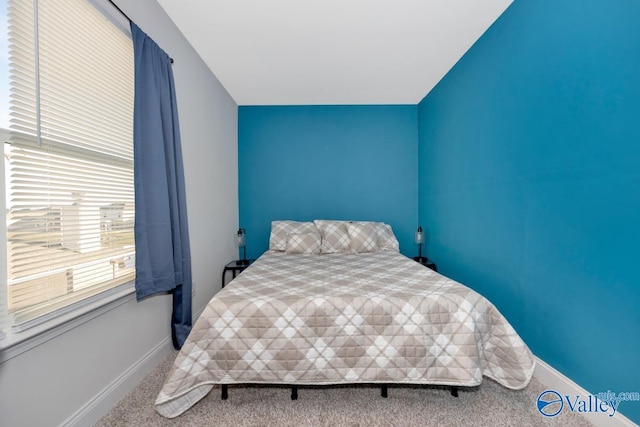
61,305,207,427
534,356,638,427
61,336,174,427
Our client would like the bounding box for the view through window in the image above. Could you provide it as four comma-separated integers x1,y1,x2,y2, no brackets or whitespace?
2,0,135,331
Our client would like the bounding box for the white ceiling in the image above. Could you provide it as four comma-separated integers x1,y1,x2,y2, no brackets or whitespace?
157,0,513,105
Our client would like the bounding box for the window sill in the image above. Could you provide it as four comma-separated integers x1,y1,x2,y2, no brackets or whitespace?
0,283,136,363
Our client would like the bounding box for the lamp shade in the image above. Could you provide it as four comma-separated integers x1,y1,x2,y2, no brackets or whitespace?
235,228,246,248
415,226,424,245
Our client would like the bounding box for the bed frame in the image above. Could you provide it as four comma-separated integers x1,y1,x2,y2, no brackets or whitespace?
219,384,460,400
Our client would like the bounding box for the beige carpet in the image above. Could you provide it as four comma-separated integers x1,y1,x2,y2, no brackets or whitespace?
96,350,594,426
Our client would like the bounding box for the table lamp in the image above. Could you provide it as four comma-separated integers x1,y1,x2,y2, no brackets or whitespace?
235,228,249,266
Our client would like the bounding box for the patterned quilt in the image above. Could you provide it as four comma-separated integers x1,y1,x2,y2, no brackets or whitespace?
155,251,535,418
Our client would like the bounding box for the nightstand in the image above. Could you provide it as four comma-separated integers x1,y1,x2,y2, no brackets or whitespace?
413,256,438,272
221,260,254,288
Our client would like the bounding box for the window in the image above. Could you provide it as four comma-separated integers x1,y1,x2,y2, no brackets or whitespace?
2,0,134,332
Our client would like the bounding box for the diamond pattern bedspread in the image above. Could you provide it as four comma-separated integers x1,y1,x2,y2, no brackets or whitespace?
156,251,535,418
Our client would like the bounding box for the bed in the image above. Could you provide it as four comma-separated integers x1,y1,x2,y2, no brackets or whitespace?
155,220,535,418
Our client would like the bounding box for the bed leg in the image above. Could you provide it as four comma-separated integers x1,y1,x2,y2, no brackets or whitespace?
291,386,298,400
221,385,228,400
381,385,388,398
450,386,458,398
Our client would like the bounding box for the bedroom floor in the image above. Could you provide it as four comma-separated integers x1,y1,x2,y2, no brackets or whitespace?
96,350,596,426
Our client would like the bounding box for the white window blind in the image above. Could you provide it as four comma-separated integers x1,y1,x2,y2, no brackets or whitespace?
4,0,135,330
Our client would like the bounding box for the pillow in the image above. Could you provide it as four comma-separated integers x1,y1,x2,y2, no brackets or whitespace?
345,222,379,253
314,220,351,254
285,232,321,254
377,223,400,252
349,221,400,252
269,220,317,252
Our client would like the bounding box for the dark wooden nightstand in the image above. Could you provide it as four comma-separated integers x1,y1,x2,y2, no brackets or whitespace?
221,260,254,288
413,256,438,272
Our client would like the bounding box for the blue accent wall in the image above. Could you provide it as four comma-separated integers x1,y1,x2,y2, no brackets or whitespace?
239,105,418,259
418,0,640,422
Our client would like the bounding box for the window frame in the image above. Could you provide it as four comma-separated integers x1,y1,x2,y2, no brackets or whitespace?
0,0,136,353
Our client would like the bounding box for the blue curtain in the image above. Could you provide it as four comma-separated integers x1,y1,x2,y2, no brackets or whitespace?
131,23,192,349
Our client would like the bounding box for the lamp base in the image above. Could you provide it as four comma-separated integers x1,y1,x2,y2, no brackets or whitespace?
236,259,250,266
413,256,430,264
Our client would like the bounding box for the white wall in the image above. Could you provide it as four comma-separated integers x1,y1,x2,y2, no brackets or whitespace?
0,1,238,426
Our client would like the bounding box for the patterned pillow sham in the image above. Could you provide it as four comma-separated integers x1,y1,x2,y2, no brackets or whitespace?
269,220,317,252
345,222,379,253
285,232,321,254
377,223,400,252
270,219,399,253
314,220,351,254
347,221,400,253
